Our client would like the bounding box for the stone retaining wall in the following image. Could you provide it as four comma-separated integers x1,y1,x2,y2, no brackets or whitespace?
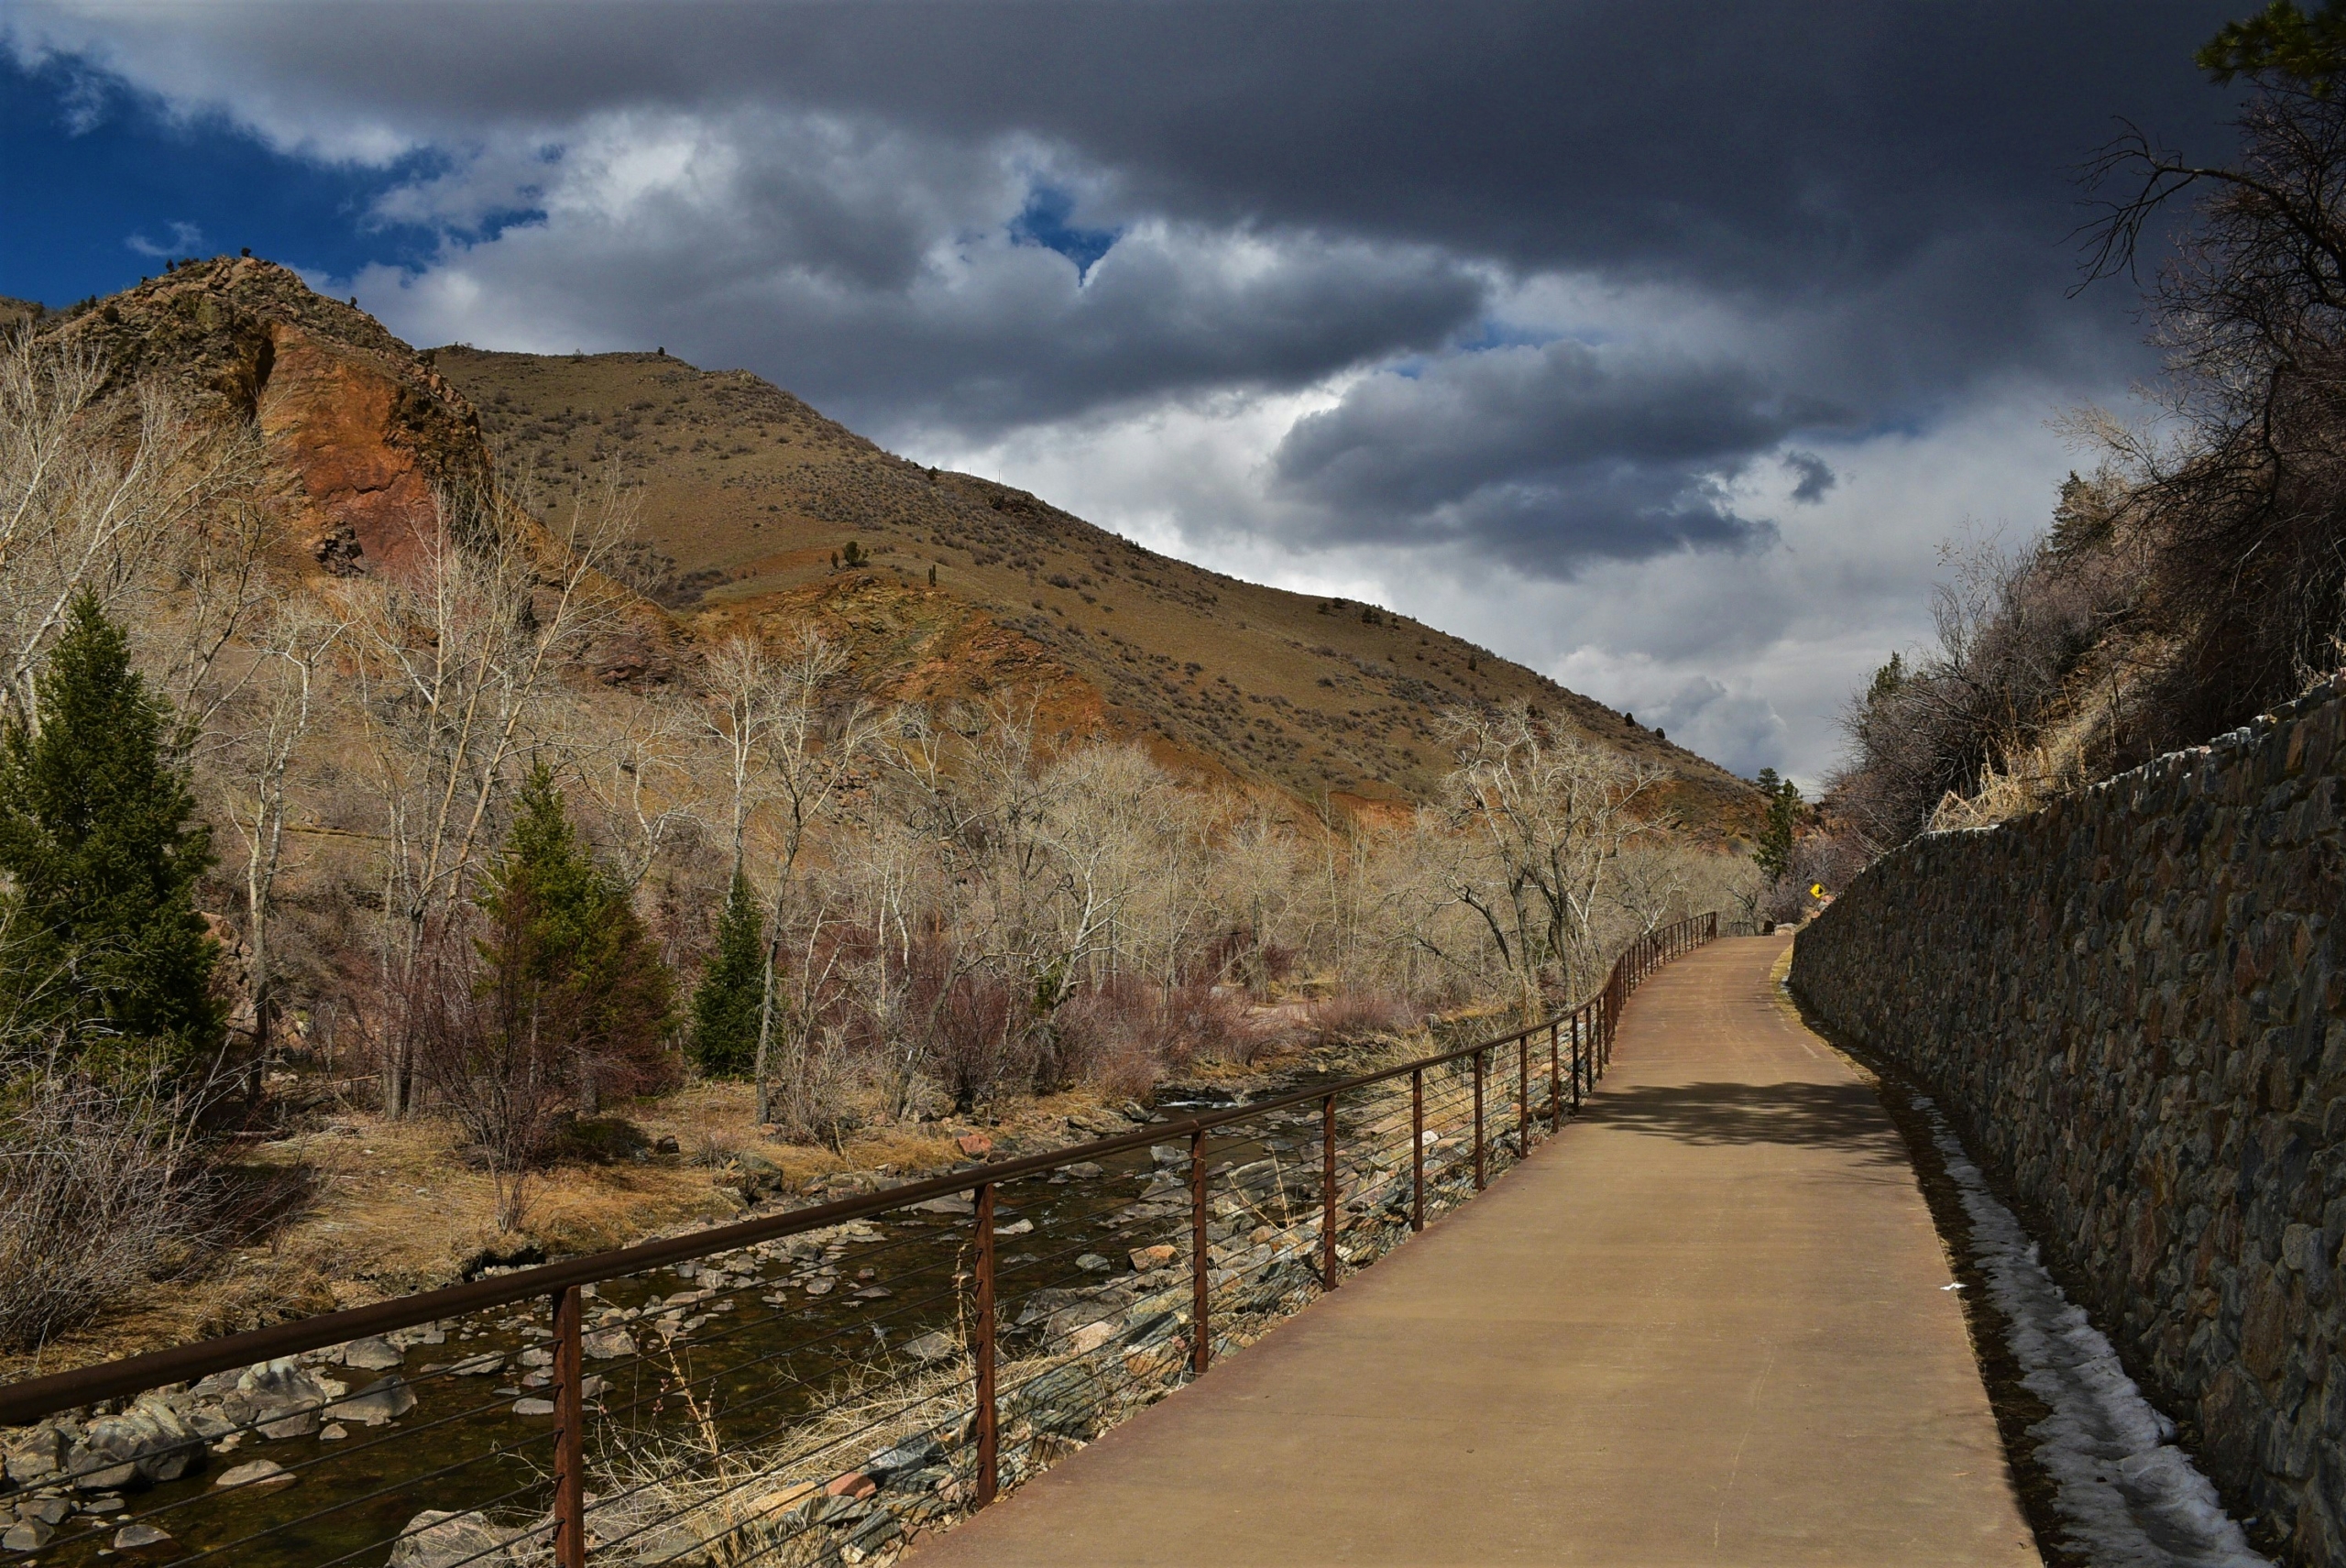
1790,674,2346,1568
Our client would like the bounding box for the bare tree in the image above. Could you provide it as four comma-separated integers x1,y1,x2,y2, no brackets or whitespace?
0,335,254,732
1425,706,1668,1019
738,630,877,1125
215,599,347,1080
353,476,633,1113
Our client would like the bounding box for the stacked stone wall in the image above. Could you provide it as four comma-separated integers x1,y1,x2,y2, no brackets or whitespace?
1790,675,2346,1567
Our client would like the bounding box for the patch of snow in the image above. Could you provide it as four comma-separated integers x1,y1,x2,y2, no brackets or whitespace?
1908,1093,2271,1568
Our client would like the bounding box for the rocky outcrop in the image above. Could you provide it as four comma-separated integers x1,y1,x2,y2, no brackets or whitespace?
48,257,488,576
1790,674,2346,1567
38,259,686,684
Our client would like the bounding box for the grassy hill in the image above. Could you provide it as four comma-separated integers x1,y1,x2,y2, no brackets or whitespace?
433,346,1759,831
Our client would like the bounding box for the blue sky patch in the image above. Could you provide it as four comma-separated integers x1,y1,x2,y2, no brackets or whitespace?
0,52,456,307
1008,185,1118,279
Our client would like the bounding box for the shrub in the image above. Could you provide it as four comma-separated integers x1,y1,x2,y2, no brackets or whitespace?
0,1078,210,1352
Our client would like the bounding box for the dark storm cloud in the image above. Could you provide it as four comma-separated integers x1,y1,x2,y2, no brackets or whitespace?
1784,452,1837,504
1270,341,1831,570
10,0,2247,511
2,0,2257,778
15,2,2244,388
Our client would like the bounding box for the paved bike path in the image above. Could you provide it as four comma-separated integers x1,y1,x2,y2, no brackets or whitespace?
909,936,2037,1565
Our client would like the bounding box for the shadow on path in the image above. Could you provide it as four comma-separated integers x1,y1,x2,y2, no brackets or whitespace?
1584,1080,1902,1160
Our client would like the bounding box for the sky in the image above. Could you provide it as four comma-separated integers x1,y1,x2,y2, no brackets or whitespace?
0,2,2248,786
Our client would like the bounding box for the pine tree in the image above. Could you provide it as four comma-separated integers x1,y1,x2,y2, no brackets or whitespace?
1752,769,1803,883
0,593,221,1076
687,872,765,1079
475,766,674,1112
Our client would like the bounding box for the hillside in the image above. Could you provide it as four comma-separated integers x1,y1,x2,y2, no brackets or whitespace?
19,258,1756,831
431,345,1759,829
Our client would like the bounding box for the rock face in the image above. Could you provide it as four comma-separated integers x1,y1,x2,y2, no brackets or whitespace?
1791,673,2346,1568
36,259,685,685
47,258,488,576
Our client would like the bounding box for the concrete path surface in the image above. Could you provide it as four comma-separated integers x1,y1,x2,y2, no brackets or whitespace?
908,936,2038,1566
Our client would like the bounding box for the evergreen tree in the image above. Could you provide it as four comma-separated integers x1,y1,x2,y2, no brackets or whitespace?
0,593,220,1076
475,766,674,1111
1752,769,1803,883
687,872,766,1079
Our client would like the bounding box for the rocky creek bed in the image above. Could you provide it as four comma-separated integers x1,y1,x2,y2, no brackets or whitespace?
2,1058,1541,1568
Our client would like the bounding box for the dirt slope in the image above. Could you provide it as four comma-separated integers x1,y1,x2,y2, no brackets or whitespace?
434,346,1759,831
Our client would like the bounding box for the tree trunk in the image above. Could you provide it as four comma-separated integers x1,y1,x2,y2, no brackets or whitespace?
751,936,778,1126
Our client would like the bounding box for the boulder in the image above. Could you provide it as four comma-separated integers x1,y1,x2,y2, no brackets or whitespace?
907,1194,974,1217
581,1330,637,1361
2,1423,67,1487
81,1396,204,1486
338,1337,405,1371
1,1521,52,1552
214,1458,295,1491
326,1376,416,1427
389,1509,511,1568
113,1521,174,1555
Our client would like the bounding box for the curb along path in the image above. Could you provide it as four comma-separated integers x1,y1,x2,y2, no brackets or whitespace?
908,936,2038,1566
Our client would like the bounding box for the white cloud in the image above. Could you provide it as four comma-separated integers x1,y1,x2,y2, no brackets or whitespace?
125,218,203,258
8,2,2154,787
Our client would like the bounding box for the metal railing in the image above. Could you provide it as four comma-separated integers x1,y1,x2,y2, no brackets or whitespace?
0,913,1717,1568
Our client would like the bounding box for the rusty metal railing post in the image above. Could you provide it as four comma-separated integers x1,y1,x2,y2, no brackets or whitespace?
551,1285,586,1568
1472,1047,1485,1191
1516,1034,1529,1157
1409,1068,1424,1231
1321,1093,1339,1289
1189,1127,1210,1376
973,1180,998,1509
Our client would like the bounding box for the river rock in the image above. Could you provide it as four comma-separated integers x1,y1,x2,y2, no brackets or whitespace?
1076,1254,1111,1272
113,1521,173,1554
1,1521,52,1552
3,1423,67,1486
1149,1144,1184,1165
510,1398,555,1418
80,1395,203,1486
327,1376,416,1427
338,1336,405,1371
214,1458,294,1491
1064,1321,1118,1355
581,1330,636,1360
902,1332,958,1363
389,1509,510,1568
908,1194,974,1216
1129,1245,1178,1270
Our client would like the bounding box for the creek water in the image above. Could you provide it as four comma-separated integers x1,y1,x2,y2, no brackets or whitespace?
27,1062,1505,1568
